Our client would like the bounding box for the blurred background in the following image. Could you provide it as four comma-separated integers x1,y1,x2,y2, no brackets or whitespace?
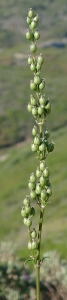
0,1,67,294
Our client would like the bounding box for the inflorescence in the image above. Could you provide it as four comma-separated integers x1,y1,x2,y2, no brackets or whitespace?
21,8,54,261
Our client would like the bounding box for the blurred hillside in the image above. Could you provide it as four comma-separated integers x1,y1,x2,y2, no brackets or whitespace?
0,0,67,47
0,0,67,146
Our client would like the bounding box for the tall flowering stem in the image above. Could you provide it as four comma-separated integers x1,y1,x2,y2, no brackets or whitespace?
21,8,54,300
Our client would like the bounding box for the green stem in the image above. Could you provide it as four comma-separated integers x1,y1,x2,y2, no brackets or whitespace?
36,106,44,300
36,208,44,300
40,124,43,139
36,263,40,300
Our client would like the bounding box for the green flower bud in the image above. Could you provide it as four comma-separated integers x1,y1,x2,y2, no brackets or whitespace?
30,190,36,199
36,183,41,195
28,55,33,65
30,173,36,183
34,135,40,146
28,8,34,19
26,218,32,227
38,106,43,115
47,142,54,152
23,217,28,225
31,240,37,250
43,167,49,178
27,16,31,25
45,99,51,114
39,143,46,152
36,62,41,71
31,143,39,152
26,30,33,40
32,107,38,116
34,14,39,23
27,102,32,112
41,189,47,201
30,80,37,91
34,75,41,85
23,196,30,206
40,161,45,171
31,228,37,239
34,30,40,40
28,181,35,190
47,187,52,197
37,54,44,65
40,175,46,187
28,241,32,250
32,125,38,136
30,95,37,106
30,20,37,30
36,167,42,178
39,79,45,90
39,95,46,106
30,62,36,72
25,205,31,214
21,207,27,218
30,43,37,53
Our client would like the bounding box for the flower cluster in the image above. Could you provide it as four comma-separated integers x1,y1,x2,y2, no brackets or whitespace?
21,8,54,259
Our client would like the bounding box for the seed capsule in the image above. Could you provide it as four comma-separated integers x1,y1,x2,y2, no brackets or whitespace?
40,162,45,171
27,102,32,112
31,228,37,239
30,190,36,199
31,143,39,152
30,20,37,30
47,187,52,197
34,135,40,145
21,207,27,218
26,218,32,227
39,95,46,106
28,8,34,19
31,240,37,250
30,80,37,91
39,143,46,152
41,189,47,201
32,125,38,136
32,107,38,116
40,175,46,187
36,167,42,178
23,197,30,206
36,183,41,195
30,173,36,183
38,106,43,116
34,75,41,85
30,95,37,106
30,63,36,72
28,241,32,250
27,16,31,25
30,43,37,53
28,55,33,65
25,205,31,214
37,54,44,65
43,167,49,178
28,181,35,190
39,79,45,90
26,30,33,40
34,30,40,40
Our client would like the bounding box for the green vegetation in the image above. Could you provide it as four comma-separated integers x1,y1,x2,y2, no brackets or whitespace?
0,0,67,48
0,245,67,300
